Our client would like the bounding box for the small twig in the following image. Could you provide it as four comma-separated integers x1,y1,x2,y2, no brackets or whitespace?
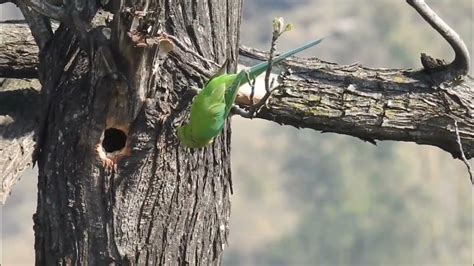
245,71,256,105
454,120,473,184
266,77,276,108
264,34,278,93
247,24,283,117
251,83,276,114
233,18,290,119
269,77,275,90
406,0,470,77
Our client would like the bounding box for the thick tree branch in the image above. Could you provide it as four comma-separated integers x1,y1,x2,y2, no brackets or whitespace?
235,0,473,162
0,22,39,78
238,46,473,160
0,79,40,203
20,0,100,53
16,1,53,51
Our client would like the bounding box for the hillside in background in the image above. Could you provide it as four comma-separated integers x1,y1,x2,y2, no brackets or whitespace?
1,1,472,265
226,0,472,265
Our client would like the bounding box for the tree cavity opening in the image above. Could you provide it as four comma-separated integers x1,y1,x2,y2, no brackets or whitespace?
102,128,127,153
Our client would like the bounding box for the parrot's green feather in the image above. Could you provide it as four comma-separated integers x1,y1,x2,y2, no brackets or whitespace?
178,38,324,148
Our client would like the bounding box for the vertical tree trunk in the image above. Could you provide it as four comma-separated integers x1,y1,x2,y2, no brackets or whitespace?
33,0,242,264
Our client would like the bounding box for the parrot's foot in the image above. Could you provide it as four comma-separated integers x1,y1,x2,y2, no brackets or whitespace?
231,105,253,117
181,86,200,101
189,86,201,96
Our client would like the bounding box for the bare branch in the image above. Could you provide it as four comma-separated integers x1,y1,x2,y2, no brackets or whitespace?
245,71,256,105
263,33,277,94
21,0,66,21
407,0,470,78
16,1,53,51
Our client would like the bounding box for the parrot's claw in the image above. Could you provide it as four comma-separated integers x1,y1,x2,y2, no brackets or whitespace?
189,86,200,95
230,105,252,117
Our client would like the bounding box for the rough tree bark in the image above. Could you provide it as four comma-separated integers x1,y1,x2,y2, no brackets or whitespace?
0,21,38,78
0,0,472,264
239,48,474,159
15,0,240,264
0,78,39,203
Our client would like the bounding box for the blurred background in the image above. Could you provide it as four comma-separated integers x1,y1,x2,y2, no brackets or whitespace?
1,0,473,265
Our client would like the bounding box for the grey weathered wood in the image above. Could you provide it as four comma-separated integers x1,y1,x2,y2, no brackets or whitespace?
239,47,474,159
29,0,240,264
0,78,40,203
0,22,39,78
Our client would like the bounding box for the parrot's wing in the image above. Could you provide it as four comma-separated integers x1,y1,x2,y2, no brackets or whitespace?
195,101,225,139
224,72,244,115
207,102,226,118
194,80,226,119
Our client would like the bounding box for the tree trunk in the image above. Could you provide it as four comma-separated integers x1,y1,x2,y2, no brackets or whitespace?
33,0,241,264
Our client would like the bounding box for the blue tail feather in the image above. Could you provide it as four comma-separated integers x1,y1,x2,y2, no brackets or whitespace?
247,37,324,80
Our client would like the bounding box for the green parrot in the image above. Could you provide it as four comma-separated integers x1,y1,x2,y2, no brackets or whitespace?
177,37,324,148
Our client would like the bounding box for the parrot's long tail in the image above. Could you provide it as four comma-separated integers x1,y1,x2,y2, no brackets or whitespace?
246,37,324,80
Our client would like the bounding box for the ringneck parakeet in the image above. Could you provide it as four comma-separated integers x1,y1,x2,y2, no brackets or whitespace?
177,38,324,148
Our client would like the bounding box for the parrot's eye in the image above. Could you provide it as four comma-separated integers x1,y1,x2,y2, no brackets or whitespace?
102,128,127,153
